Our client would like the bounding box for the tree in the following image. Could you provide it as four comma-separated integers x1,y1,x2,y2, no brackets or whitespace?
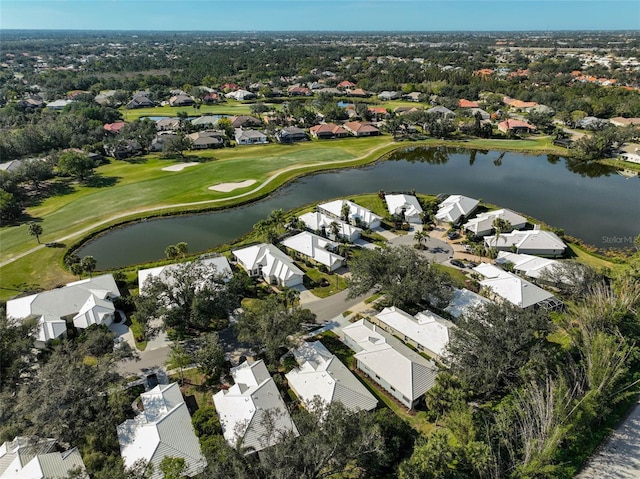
329,221,341,239
57,151,96,181
253,218,278,243
0,309,37,392
16,158,54,189
347,246,454,309
194,332,226,383
162,133,192,158
80,256,97,277
538,261,604,299
166,343,192,385
175,242,188,258
340,202,351,223
159,457,186,479
492,217,513,245
216,117,235,140
445,302,555,399
235,295,313,363
135,260,233,338
414,230,430,249
28,222,43,243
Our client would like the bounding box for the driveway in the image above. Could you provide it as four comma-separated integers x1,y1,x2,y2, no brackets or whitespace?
387,228,454,264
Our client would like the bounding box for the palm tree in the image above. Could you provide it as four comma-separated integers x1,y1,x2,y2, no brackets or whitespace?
414,230,430,250
280,287,300,311
329,221,341,240
176,242,188,258
80,256,97,277
268,209,286,235
28,223,43,244
341,202,351,223
492,217,513,247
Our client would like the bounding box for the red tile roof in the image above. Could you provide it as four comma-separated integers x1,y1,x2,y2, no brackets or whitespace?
458,99,479,108
103,122,126,133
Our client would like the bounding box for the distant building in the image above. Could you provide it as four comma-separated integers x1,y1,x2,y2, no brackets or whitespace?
0,437,87,479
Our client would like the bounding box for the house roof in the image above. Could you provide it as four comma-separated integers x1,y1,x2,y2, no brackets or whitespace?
444,288,492,319
384,194,423,219
232,244,303,283
318,200,381,226
343,122,380,134
0,438,86,479
426,106,454,116
435,195,479,223
138,256,232,294
484,229,565,253
298,212,362,238
342,319,437,402
495,252,561,281
117,383,207,479
285,341,378,412
309,123,349,136
463,208,527,235
103,122,125,133
375,306,454,358
214,360,298,453
458,99,479,108
498,119,536,131
281,232,345,269
234,128,267,141
6,275,119,343
473,263,555,308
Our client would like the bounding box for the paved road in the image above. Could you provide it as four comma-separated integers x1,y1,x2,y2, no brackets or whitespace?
576,397,640,479
305,289,370,323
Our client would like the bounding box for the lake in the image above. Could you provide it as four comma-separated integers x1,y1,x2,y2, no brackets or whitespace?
77,146,640,269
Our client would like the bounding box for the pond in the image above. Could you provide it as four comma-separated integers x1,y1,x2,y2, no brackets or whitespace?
77,146,640,270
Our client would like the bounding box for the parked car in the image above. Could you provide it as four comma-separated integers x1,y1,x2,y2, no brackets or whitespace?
448,232,460,240
450,259,466,268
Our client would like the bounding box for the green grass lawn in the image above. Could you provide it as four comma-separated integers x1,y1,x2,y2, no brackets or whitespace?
566,243,628,274
120,100,257,121
301,264,349,298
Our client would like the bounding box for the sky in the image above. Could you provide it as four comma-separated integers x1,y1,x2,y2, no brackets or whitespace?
1,0,639,32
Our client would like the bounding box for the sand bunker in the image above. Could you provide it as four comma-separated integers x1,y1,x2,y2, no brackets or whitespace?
161,162,200,172
208,179,257,192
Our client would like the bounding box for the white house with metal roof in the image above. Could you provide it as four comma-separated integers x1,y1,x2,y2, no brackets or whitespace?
298,211,362,242
281,232,345,272
371,306,455,359
444,288,492,319
463,209,527,237
138,256,232,294
318,200,382,229
285,341,378,413
214,360,298,454
117,383,207,479
0,437,86,479
473,263,559,309
484,228,566,257
342,319,438,409
232,243,303,288
435,195,479,225
495,252,564,282
5,274,120,347
384,194,424,224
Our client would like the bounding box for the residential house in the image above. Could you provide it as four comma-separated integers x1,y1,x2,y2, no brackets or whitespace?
276,126,308,143
309,123,349,139
343,121,380,137
469,108,490,120
317,87,341,96
426,106,455,118
105,139,143,159
168,94,195,107
385,194,423,224
225,89,256,101
117,383,207,479
103,121,126,134
202,92,221,104
577,116,608,130
495,251,565,283
347,88,370,98
230,115,262,129
6,274,120,347
377,91,400,101
502,97,539,110
337,80,356,89
435,194,479,225
609,117,640,127
403,92,423,102
484,228,566,257
342,319,438,409
463,208,527,237
138,256,232,294
371,306,455,359
286,341,378,412
473,263,560,310
17,97,45,110
281,232,345,272
46,99,73,110
298,211,362,242
156,117,180,131
368,106,390,120
214,360,298,453
498,119,536,134
232,243,303,287
287,86,312,96
0,437,87,479
126,95,154,109
620,152,640,164
458,99,479,108
150,132,176,152
187,130,225,149
234,128,268,145
444,288,492,319
318,199,382,229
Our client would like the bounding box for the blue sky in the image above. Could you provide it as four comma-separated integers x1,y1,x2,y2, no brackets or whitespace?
1,0,639,31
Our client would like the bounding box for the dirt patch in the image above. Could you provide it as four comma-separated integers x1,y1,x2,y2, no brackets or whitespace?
161,162,200,172
208,179,257,192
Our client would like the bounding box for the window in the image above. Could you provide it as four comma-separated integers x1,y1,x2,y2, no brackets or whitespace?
390,386,396,392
